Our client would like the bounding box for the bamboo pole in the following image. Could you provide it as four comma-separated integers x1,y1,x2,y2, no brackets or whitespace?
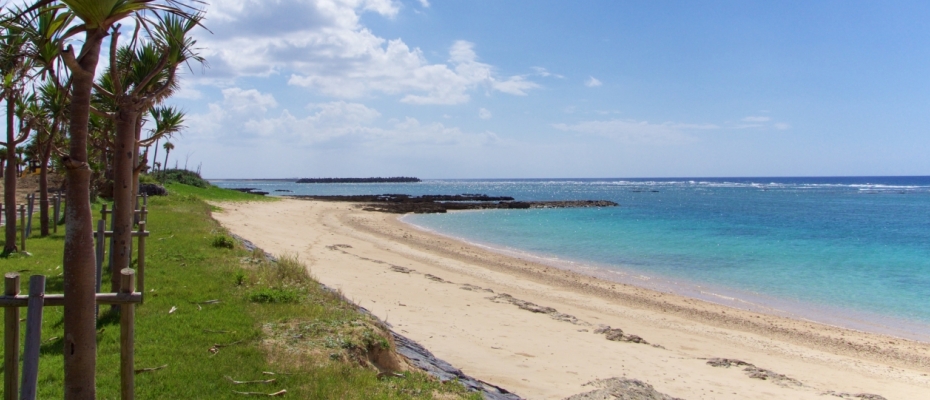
137,221,146,302
19,275,46,400
120,269,136,400
4,273,20,400
0,293,142,307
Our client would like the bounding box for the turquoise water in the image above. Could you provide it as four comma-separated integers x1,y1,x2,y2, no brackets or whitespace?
212,177,930,339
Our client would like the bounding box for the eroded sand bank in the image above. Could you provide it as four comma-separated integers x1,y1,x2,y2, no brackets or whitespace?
212,198,930,400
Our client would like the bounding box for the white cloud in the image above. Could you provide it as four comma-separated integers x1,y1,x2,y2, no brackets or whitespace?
532,67,564,78
774,122,791,130
222,88,278,113
585,76,602,87
742,116,771,122
478,108,492,119
197,1,535,104
553,119,717,144
186,87,496,147
417,0,430,7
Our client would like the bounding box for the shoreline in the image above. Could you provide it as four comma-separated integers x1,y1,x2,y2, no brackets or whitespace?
400,213,930,343
212,198,930,399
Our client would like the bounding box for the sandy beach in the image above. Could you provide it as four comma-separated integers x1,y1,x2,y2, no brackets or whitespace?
212,198,930,399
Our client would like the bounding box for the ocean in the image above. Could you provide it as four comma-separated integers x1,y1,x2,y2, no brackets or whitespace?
210,177,930,341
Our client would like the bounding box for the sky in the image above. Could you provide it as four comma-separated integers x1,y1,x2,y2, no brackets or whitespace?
158,0,930,179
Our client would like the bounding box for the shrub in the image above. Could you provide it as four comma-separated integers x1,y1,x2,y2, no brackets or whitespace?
161,169,210,188
248,288,301,303
212,235,235,249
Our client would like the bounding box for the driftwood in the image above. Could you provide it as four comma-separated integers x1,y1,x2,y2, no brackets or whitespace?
225,376,276,385
232,390,287,397
134,365,168,374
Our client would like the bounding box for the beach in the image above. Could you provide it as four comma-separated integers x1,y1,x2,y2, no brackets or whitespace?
212,198,930,399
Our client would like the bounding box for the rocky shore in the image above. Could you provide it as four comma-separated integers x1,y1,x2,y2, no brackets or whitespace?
285,194,618,213
296,177,421,183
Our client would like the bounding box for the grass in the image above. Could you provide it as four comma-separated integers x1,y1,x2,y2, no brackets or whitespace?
0,185,479,399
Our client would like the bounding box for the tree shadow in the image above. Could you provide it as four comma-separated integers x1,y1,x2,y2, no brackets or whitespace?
39,310,121,357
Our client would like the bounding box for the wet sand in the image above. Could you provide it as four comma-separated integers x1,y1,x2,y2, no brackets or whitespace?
212,198,930,399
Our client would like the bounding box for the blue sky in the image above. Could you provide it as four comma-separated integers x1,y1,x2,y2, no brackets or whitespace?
164,0,930,179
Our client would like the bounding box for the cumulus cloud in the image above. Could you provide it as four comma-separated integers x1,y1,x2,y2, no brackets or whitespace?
186,87,497,147
553,119,717,144
197,0,536,104
585,76,602,87
478,108,492,119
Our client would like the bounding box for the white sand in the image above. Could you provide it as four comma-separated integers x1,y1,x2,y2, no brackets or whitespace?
212,199,930,400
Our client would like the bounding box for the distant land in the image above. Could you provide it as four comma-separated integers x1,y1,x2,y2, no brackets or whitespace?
296,177,421,183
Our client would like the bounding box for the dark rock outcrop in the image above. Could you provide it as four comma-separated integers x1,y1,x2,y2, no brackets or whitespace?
286,193,618,214
296,177,421,183
229,188,268,196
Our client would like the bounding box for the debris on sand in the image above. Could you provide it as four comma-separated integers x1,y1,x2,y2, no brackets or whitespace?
564,378,683,400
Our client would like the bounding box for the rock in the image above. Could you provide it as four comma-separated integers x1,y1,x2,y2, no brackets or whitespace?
390,266,413,274
286,193,617,214
706,358,753,368
743,366,802,386
138,183,168,196
564,378,683,400
424,274,450,283
604,329,625,341
621,334,648,344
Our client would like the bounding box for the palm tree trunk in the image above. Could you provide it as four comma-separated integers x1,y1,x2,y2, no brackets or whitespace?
110,107,138,294
152,138,160,176
62,29,107,400
163,149,170,181
131,117,144,220
4,95,19,254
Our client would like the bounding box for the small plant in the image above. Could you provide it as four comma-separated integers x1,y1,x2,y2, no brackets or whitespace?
248,288,301,304
234,271,246,286
212,234,235,249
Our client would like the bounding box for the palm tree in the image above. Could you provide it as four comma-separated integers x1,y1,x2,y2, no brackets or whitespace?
0,10,36,254
147,105,185,177
24,80,68,236
21,1,202,396
97,13,203,294
162,140,173,181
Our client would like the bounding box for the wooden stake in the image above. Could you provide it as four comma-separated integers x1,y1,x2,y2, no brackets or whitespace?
137,221,146,302
120,268,136,400
52,195,59,233
95,219,106,317
18,205,25,252
4,273,20,400
25,194,34,238
20,275,46,400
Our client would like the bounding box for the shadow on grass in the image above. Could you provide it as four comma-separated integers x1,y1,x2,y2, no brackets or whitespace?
38,309,119,357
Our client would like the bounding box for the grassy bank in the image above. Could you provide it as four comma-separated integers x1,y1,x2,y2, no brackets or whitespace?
0,185,477,399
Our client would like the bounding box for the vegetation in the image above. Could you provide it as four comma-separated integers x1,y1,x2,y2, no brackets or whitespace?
0,184,478,399
160,168,211,187
0,4,465,398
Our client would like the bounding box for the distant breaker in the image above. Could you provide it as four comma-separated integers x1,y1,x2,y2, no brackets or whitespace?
296,177,421,183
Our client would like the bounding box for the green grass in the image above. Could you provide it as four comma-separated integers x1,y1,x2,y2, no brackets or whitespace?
0,186,478,399
164,182,278,202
